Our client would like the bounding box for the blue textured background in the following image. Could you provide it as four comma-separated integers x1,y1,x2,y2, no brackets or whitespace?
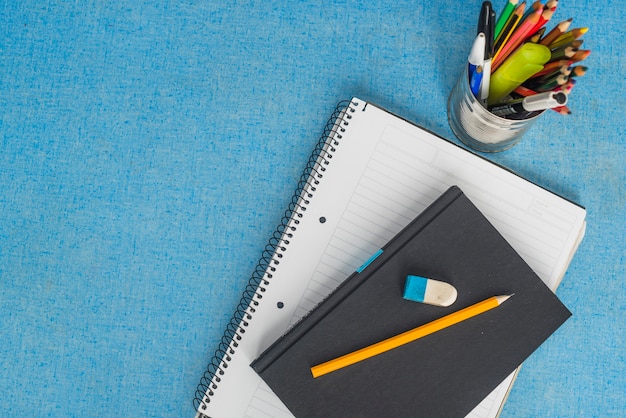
1,1,624,417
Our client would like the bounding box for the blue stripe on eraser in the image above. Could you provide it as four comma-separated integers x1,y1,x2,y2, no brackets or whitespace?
356,249,383,273
403,275,428,302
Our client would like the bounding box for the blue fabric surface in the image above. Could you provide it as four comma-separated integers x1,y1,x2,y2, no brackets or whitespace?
1,1,624,416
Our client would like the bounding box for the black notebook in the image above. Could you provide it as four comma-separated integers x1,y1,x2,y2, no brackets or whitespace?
251,186,572,418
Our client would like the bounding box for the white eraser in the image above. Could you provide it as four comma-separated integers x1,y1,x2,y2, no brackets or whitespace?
403,275,458,307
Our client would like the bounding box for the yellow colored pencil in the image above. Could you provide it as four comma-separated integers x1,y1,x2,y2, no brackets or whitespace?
310,295,513,378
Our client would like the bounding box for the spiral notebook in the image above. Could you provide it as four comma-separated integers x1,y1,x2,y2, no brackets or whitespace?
194,98,586,418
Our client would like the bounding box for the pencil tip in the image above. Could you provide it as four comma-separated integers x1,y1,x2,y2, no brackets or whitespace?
496,294,514,304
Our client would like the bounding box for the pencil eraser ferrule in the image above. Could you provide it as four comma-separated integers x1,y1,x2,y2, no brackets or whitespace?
403,275,458,307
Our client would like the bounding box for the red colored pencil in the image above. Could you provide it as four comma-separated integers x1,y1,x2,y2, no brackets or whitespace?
528,9,554,38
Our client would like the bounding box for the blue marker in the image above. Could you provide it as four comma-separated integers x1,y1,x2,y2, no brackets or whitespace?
469,65,484,97
468,33,486,76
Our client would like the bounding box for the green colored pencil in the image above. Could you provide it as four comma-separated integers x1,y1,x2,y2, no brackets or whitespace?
494,0,519,40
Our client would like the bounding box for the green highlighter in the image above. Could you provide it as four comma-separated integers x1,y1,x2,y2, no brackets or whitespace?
488,43,551,106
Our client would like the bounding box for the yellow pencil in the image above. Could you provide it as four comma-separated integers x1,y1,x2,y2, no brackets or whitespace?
310,295,513,378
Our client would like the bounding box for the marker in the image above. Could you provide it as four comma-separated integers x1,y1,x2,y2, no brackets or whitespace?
489,91,568,116
514,85,572,115
403,275,458,307
468,33,486,77
477,2,495,42
310,295,513,378
488,42,551,105
477,2,496,104
470,65,484,97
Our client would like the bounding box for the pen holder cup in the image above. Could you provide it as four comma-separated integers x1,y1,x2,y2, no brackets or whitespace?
447,66,543,152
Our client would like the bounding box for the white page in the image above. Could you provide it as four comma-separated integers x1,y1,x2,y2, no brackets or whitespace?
196,98,586,418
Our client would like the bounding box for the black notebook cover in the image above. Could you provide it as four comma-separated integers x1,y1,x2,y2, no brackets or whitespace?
251,186,572,418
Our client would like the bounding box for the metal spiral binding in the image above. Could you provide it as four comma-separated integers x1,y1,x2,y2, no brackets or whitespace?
193,100,357,413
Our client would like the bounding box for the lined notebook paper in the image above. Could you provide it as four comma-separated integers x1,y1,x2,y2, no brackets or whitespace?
194,98,586,418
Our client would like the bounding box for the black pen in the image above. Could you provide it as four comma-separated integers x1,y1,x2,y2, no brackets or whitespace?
488,91,568,117
477,1,495,105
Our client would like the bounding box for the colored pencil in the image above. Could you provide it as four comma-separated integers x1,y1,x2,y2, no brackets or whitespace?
532,65,571,83
555,39,584,50
310,295,513,378
552,106,572,115
540,18,572,46
494,1,526,54
531,73,569,91
529,27,546,43
558,79,576,95
550,46,578,61
545,0,558,12
494,0,519,40
569,66,588,77
530,59,572,77
492,8,542,70
570,49,591,63
522,0,543,20
528,9,554,38
549,27,588,50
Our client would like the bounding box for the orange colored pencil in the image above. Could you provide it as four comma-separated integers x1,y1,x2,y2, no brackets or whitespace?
570,66,588,77
552,105,571,115
310,295,513,378
514,85,538,96
571,49,591,63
